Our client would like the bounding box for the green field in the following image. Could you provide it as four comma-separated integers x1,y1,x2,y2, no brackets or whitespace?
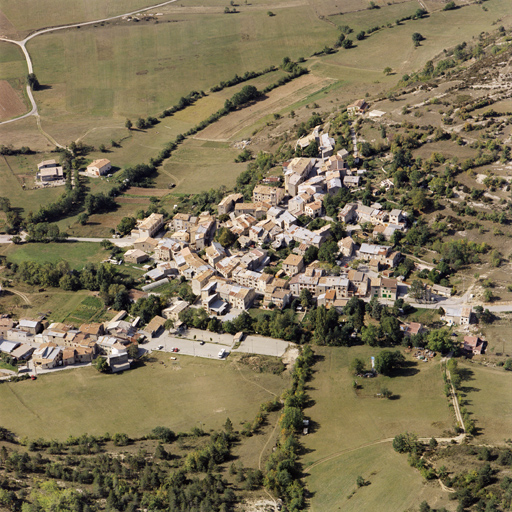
307,443,453,512
459,362,512,445
0,241,104,269
303,346,453,510
0,353,289,440
0,0,162,33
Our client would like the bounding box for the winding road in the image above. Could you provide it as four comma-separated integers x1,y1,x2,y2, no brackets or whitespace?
0,0,179,142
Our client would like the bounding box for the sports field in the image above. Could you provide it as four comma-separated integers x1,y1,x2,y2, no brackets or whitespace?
303,346,452,510
0,353,289,440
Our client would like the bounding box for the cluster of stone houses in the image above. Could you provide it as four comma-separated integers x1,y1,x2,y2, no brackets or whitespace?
0,311,141,372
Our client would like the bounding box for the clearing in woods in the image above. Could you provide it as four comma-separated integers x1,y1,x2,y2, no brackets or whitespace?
0,80,26,120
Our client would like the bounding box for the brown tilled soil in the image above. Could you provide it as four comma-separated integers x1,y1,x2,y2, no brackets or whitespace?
0,80,26,121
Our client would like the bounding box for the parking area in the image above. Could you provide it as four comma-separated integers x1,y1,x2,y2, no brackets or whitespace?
232,335,290,357
143,332,227,360
142,331,292,360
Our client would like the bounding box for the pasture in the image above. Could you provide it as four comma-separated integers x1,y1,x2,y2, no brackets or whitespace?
458,361,512,445
0,241,104,269
303,345,452,509
307,443,453,512
0,0,161,33
0,353,289,440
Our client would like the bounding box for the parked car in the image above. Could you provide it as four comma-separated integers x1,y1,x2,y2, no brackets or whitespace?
157,345,163,350
199,341,205,345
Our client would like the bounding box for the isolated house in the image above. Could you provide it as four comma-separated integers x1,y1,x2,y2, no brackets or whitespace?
347,99,368,115
463,335,485,355
36,159,64,182
86,159,112,177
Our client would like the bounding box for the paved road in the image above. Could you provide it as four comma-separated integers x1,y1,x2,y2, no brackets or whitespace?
0,0,178,134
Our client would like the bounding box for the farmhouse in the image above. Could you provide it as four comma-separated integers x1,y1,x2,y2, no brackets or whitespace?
136,213,165,238
86,159,112,177
36,159,64,182
463,335,485,355
124,249,149,264
347,99,368,115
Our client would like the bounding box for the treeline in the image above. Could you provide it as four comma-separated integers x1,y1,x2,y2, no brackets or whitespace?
9,260,134,300
210,66,277,92
159,90,205,118
264,345,315,510
0,145,34,156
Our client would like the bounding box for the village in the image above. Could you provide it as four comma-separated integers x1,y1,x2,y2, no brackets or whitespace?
0,113,487,378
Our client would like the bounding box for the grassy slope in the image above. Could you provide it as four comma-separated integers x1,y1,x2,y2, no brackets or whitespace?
307,443,454,512
303,346,452,509
0,354,288,440
26,5,335,125
0,0,163,31
459,362,512,445
0,242,104,269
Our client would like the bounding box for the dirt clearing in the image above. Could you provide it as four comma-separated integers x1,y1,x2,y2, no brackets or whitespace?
195,75,335,142
0,80,26,121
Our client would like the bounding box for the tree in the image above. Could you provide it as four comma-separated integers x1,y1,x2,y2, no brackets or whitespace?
361,324,381,346
117,216,136,236
392,432,418,453
412,33,424,45
349,358,365,375
78,213,89,225
217,227,236,248
426,328,454,353
410,279,426,301
420,501,431,512
504,359,512,371
267,10,275,16
27,73,40,90
125,119,133,130
411,189,428,211
224,417,234,434
356,31,365,41
136,117,146,130
299,288,313,308
93,356,109,373
374,350,405,375
383,67,392,75
127,344,139,359
443,1,456,10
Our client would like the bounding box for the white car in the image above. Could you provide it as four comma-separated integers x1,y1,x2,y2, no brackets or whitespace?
157,345,163,350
